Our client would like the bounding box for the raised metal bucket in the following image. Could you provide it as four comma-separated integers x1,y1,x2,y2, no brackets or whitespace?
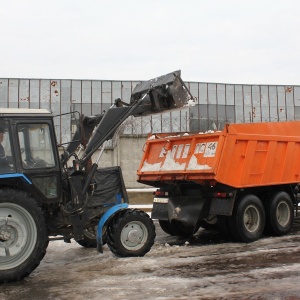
130,70,194,116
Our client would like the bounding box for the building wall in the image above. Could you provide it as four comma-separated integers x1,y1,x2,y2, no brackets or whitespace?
1,79,299,138
188,83,300,132
89,135,148,188
1,77,300,187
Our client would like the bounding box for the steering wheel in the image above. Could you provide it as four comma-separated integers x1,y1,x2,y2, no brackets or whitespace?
25,157,37,167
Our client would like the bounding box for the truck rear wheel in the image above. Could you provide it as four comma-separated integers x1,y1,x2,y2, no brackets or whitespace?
159,220,199,237
216,216,234,240
107,209,155,257
264,192,294,236
158,220,173,235
0,189,48,283
201,215,218,230
228,194,265,243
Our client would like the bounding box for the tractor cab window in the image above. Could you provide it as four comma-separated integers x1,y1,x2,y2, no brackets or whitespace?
18,123,56,169
0,125,15,174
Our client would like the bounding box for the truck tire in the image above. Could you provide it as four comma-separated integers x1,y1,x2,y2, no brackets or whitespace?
159,220,199,237
216,216,234,240
169,220,199,237
0,189,48,283
201,215,218,230
228,194,265,243
107,209,155,257
158,220,173,235
264,192,294,236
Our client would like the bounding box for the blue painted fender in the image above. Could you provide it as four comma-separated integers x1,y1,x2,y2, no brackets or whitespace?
97,203,129,253
0,173,32,184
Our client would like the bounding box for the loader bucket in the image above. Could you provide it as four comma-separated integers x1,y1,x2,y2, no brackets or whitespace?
130,70,195,117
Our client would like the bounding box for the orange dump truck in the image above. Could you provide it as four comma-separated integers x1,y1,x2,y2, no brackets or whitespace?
137,121,300,242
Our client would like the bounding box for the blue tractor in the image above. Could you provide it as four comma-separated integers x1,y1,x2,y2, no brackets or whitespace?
0,71,193,282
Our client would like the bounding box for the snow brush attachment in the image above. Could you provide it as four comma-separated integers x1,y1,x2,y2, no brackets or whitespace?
130,70,195,116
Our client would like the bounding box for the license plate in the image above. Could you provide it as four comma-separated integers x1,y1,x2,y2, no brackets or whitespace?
153,197,169,204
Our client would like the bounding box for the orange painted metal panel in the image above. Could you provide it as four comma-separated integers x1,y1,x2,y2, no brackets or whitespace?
137,132,225,184
137,121,300,188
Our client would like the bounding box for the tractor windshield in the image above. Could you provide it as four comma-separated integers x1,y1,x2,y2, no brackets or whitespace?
17,123,56,169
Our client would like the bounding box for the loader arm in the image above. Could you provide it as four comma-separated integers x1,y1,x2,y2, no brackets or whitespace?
63,113,104,159
61,70,194,207
78,70,193,167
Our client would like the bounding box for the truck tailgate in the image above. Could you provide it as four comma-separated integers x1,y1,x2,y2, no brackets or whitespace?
137,131,224,184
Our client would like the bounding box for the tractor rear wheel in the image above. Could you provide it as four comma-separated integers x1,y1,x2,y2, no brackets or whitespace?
0,189,48,283
107,209,155,257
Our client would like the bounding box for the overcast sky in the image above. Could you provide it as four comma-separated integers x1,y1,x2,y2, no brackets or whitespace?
1,0,299,85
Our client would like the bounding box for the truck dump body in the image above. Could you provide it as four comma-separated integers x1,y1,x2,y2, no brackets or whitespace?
137,121,300,188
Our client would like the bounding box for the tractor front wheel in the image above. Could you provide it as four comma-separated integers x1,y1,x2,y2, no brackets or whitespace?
107,209,155,257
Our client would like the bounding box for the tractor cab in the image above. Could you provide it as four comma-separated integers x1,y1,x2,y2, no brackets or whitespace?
0,108,61,202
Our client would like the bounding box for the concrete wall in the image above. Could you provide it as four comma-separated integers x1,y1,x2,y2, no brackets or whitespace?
90,135,148,188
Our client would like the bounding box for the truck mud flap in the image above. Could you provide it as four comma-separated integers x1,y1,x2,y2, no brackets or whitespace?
153,196,209,228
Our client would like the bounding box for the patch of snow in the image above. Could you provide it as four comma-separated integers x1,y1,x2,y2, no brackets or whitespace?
205,130,215,134
127,188,156,192
141,152,212,173
160,151,185,171
148,135,156,140
187,155,211,170
163,135,181,139
140,160,162,172
185,99,196,107
5,220,300,300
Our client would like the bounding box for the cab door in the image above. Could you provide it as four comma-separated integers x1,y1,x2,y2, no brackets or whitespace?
17,121,61,202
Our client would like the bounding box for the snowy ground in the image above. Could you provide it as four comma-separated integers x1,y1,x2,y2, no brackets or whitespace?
2,219,300,300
